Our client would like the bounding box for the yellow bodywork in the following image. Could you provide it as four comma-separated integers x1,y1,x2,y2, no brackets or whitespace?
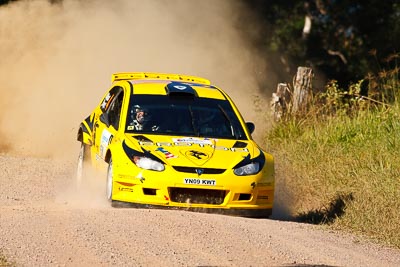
78,72,275,217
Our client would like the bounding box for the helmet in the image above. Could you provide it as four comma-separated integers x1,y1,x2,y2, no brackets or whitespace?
134,105,145,113
133,105,149,124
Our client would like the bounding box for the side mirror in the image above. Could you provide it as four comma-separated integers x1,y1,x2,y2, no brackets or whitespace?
246,122,255,134
100,113,111,127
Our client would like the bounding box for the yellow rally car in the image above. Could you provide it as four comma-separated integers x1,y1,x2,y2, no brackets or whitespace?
77,72,274,217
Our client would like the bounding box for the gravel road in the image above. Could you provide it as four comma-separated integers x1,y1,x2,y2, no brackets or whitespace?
1,153,400,267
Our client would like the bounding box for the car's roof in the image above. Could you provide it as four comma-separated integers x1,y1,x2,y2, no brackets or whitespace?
130,81,226,100
112,72,227,100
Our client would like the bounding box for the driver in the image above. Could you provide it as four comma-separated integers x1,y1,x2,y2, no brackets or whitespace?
131,105,159,131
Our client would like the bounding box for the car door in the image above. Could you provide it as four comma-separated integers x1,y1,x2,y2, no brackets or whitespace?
93,86,125,160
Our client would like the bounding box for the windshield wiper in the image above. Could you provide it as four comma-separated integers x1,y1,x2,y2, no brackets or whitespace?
188,105,200,136
218,105,238,139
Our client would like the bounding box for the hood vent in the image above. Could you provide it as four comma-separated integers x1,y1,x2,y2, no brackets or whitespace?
233,141,248,148
132,135,153,142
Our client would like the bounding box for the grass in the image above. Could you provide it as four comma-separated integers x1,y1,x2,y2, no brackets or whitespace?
265,60,400,248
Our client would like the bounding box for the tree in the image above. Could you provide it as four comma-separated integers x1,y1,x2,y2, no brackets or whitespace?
242,0,400,88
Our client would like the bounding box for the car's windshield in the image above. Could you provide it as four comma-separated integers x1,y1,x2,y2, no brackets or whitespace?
125,95,247,140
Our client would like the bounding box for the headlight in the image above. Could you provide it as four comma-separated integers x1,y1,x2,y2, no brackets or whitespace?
133,156,165,171
234,162,260,176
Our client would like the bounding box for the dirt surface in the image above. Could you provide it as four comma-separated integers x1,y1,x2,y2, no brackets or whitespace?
0,153,399,267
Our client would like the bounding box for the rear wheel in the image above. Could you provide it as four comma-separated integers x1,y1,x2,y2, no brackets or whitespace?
76,143,90,190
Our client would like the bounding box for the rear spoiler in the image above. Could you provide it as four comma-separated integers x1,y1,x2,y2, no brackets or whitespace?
111,72,211,85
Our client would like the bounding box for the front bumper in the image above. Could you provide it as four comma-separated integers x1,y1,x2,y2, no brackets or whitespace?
111,200,272,218
111,156,275,218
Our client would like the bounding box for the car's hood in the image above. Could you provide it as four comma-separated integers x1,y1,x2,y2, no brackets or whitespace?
122,134,261,169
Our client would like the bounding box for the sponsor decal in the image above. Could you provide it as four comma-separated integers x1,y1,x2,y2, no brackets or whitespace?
118,187,134,192
138,140,249,152
172,137,214,145
100,129,113,158
184,178,216,186
117,174,136,179
100,93,110,109
100,93,114,111
156,147,178,159
155,142,172,147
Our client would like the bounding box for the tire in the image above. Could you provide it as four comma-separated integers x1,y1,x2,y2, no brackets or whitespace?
106,159,113,201
111,200,133,208
76,143,90,190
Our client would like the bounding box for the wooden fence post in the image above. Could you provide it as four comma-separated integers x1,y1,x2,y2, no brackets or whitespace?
271,66,313,120
271,83,291,121
292,66,313,113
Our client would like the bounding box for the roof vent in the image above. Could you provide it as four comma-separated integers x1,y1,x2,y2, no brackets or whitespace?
165,82,197,97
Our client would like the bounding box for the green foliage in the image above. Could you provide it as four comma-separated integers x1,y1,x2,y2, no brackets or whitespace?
242,0,400,86
312,53,399,117
318,79,365,115
269,4,306,58
266,66,400,248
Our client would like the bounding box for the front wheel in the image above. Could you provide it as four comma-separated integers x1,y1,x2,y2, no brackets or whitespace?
106,159,113,201
106,160,127,208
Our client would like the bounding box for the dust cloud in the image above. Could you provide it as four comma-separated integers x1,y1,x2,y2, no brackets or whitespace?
0,0,274,159
55,163,110,209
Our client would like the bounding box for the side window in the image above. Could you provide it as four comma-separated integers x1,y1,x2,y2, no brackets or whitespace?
100,86,124,130
100,86,122,113
107,90,124,130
